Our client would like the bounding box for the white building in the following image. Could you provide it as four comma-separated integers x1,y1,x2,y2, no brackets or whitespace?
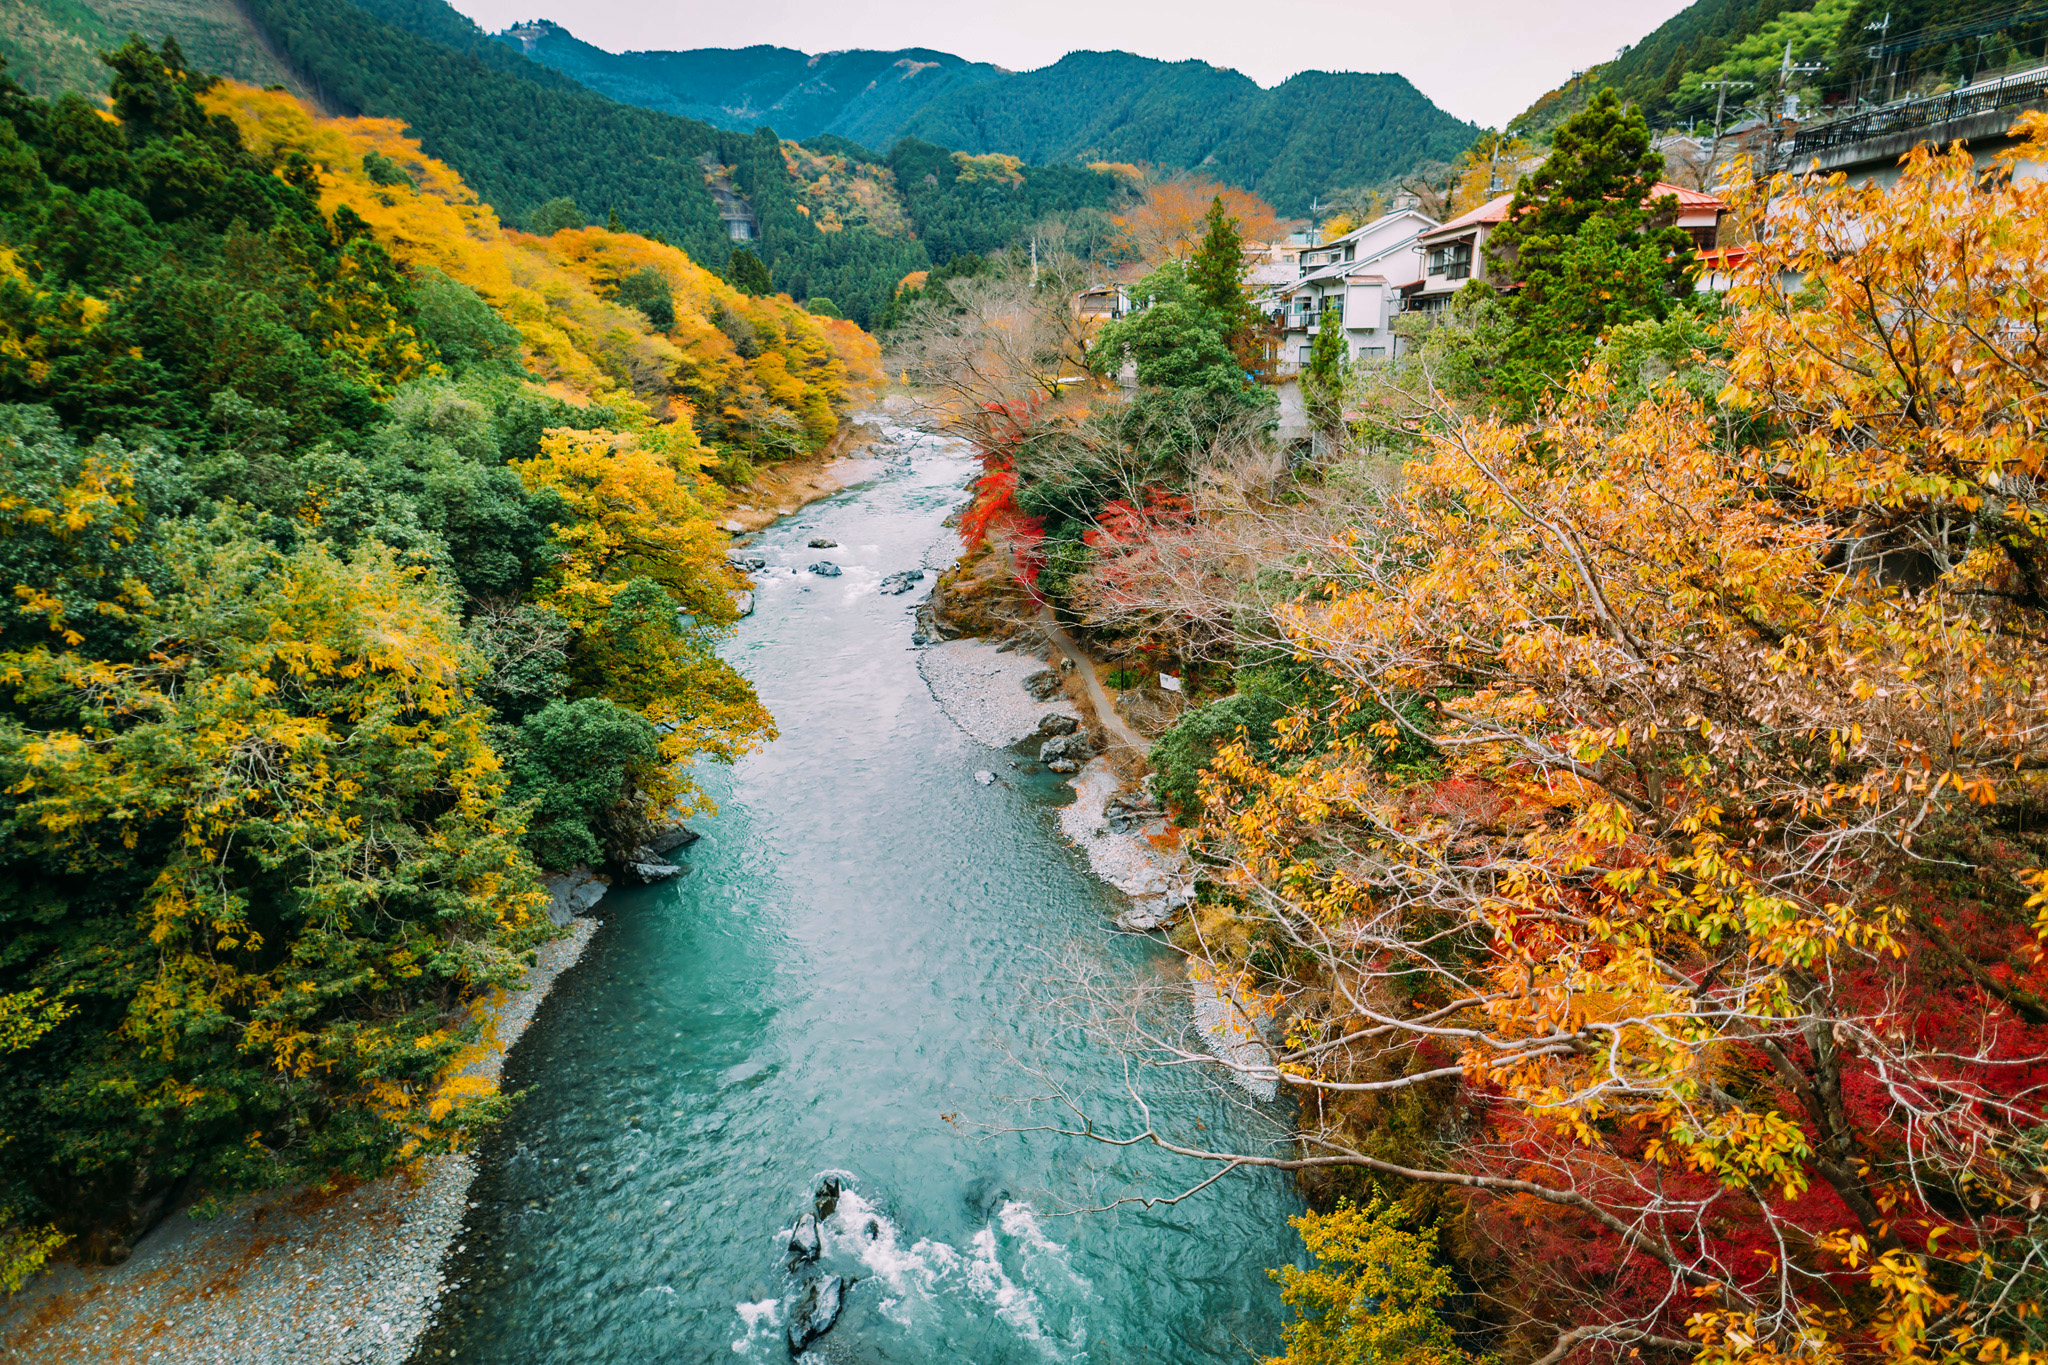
1262,208,1440,370
1404,182,1728,315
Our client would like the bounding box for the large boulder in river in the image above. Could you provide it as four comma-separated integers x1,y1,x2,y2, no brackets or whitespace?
879,568,925,595
808,537,838,549
645,824,700,856
1039,732,1095,767
814,1176,842,1220
1021,669,1063,701
625,859,686,884
1037,713,1079,737
786,1275,844,1354
808,561,842,578
786,1212,821,1269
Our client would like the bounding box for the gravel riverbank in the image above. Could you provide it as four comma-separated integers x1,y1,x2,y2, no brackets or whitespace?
0,918,600,1365
916,638,1079,747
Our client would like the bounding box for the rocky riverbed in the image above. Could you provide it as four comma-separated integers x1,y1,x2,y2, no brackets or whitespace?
0,923,599,1365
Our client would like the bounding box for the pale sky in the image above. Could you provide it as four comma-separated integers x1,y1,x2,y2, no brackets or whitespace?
443,0,1694,130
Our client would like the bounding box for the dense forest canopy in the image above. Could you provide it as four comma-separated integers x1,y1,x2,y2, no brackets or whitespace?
507,26,1481,219
0,36,877,1281
495,22,1006,152
1515,0,2048,137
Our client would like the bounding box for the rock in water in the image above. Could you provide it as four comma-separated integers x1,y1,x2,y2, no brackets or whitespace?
1021,669,1063,701
808,538,838,549
975,770,996,786
1037,713,1079,736
785,1275,844,1354
814,1176,842,1220
808,561,842,578
1039,732,1095,766
645,824,701,856
878,568,925,595
786,1212,821,1269
722,520,745,534
1047,758,1079,774
734,590,755,618
627,860,686,884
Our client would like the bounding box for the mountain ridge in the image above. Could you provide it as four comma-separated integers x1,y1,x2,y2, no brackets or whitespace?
495,22,1481,215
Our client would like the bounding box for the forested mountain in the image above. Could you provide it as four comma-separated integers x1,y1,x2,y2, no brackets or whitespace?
496,21,1005,150
0,0,1134,324
498,25,1478,216
898,52,1477,215
1514,0,2048,137
0,0,307,100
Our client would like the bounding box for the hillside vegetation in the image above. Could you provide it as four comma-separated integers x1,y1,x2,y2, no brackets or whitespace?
0,0,305,99
1517,0,2048,137
0,38,873,1279
500,25,1478,217
497,22,1005,152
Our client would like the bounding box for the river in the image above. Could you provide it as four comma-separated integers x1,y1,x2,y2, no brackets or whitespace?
408,428,1301,1364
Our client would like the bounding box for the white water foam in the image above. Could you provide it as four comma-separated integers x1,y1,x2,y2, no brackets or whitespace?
999,1200,1096,1298
751,1179,1091,1359
731,1297,781,1354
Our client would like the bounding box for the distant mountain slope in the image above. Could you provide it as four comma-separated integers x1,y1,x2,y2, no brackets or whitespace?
499,26,1479,215
0,0,307,100
496,21,1005,150
898,50,1478,213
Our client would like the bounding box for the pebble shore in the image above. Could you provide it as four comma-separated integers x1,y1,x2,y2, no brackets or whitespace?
1055,757,1192,913
916,638,1079,746
0,918,600,1365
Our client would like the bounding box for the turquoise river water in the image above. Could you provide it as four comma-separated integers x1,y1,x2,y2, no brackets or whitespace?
409,431,1301,1364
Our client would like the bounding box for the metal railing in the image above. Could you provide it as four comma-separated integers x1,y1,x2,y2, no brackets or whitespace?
1782,63,2048,162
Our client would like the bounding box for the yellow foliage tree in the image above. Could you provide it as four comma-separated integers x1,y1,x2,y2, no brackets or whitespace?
4,443,552,1196
200,82,878,463
515,427,775,815
1268,1194,1486,1365
1160,116,2048,1365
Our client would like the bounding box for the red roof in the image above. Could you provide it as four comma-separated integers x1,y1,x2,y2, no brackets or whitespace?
1692,245,1755,270
1425,181,1728,237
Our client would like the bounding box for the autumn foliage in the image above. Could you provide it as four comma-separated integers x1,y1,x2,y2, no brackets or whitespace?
0,44,866,1275
1185,116,2048,1365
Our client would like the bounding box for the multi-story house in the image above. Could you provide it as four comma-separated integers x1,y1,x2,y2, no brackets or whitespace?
1263,208,1440,370
1403,182,1729,315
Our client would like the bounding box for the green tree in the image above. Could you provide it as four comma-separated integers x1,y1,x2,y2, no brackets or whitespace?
524,195,583,235
726,247,771,296
1301,306,1349,434
613,264,675,331
1185,193,1264,370
1088,262,1248,399
503,697,660,868
1186,195,1247,314
1481,88,1694,413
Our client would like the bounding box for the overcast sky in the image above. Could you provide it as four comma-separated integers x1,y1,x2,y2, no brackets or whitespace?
442,0,1694,129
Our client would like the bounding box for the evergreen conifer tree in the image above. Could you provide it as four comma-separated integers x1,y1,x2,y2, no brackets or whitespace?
727,248,772,296
1481,88,1696,413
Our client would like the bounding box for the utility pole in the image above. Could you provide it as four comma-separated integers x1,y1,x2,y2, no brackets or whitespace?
1864,11,1891,105
1775,39,1827,120
1703,77,1754,169
1486,126,1519,194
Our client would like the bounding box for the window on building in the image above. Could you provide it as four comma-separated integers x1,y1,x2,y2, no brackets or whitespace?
1427,241,1473,280
1297,346,1312,365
